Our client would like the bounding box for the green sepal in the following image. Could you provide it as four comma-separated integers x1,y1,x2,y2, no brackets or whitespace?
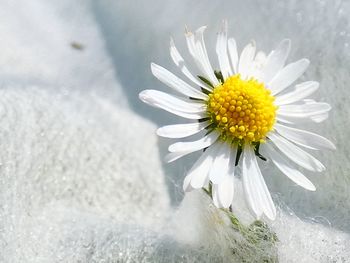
198,75,215,89
253,142,267,162
235,144,243,166
214,70,224,83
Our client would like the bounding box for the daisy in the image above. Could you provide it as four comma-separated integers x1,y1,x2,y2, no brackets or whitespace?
139,21,335,220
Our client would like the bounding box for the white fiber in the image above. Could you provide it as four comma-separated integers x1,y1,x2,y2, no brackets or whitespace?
0,0,349,262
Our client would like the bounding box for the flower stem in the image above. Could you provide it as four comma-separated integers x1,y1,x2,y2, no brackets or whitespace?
202,187,279,262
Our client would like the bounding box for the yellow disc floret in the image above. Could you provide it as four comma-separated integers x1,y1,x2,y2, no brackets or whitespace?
207,75,277,143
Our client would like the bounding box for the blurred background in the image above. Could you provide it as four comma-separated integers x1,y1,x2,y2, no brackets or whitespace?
0,0,349,262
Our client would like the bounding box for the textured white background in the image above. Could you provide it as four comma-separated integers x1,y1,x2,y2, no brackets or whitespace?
0,0,349,262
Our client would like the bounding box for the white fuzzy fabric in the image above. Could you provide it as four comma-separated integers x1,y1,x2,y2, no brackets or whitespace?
0,87,170,262
0,0,349,262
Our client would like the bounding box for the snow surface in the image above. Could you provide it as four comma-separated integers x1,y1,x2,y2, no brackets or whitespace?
0,0,349,262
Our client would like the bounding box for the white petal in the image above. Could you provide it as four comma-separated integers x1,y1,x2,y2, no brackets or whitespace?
211,146,237,208
248,51,266,82
269,133,325,172
139,90,205,112
242,146,276,220
185,30,205,73
299,103,330,122
170,38,211,91
183,174,194,192
255,51,268,62
164,150,194,163
185,29,211,84
278,102,331,118
216,175,235,208
157,121,210,138
275,123,336,150
189,143,221,189
168,132,219,153
228,38,239,74
196,27,217,76
261,39,291,83
195,27,219,85
212,183,221,207
303,99,317,104
185,27,219,86
311,112,329,122
151,63,208,100
139,90,205,119
268,59,310,95
216,20,232,79
276,115,295,124
277,112,329,124
250,51,267,80
238,42,256,79
275,81,319,106
209,143,232,184
264,144,316,191
278,100,329,123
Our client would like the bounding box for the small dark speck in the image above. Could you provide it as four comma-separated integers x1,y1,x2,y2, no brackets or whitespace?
70,42,85,51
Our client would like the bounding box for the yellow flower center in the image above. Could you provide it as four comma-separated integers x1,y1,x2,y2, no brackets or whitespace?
207,75,277,143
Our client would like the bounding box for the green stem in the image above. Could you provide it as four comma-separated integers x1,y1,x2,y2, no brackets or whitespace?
201,187,278,244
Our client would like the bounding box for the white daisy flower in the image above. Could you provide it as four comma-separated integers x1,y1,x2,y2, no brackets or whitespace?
139,21,335,220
